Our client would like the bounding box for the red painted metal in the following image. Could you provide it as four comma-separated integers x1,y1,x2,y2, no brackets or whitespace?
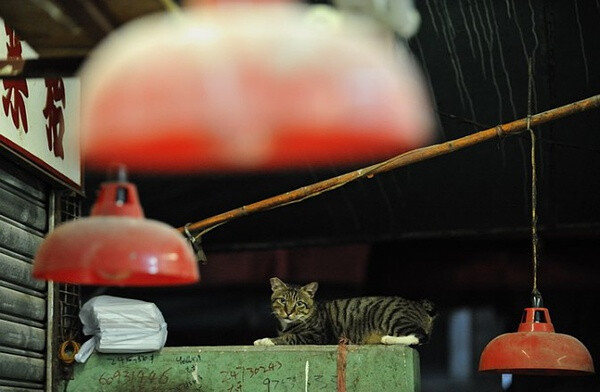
90,181,144,217
479,307,595,375
33,180,199,286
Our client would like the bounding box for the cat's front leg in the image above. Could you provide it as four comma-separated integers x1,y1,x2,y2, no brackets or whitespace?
253,337,276,346
253,333,299,345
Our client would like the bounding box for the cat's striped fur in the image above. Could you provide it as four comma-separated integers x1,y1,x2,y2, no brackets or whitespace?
254,277,437,346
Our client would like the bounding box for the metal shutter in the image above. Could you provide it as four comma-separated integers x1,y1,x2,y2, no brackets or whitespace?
0,155,49,391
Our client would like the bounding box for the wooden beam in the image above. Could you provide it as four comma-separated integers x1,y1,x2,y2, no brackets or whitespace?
179,94,600,237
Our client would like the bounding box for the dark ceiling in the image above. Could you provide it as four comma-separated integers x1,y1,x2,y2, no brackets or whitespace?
0,0,172,57
2,0,599,253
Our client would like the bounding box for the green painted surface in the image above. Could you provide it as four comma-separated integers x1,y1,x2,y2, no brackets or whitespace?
63,345,420,392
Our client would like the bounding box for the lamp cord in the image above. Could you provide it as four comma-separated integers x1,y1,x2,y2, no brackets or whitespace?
527,57,541,305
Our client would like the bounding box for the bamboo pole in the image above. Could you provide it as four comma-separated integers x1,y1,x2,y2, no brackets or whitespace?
179,94,600,237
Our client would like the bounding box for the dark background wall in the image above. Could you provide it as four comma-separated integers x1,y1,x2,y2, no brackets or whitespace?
81,1,600,391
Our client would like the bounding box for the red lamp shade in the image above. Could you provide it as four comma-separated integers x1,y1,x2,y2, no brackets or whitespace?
78,2,434,172
33,180,199,286
479,307,595,375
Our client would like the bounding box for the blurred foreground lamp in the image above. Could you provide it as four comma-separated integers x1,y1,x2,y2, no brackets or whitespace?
78,0,434,172
478,99,594,375
33,168,199,286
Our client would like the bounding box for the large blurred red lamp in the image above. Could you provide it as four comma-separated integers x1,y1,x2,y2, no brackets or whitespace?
33,171,199,286
78,1,434,172
479,298,594,375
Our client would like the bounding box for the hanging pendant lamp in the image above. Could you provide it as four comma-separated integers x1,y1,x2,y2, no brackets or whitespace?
479,293,594,375
478,63,594,375
33,168,200,286
78,0,434,172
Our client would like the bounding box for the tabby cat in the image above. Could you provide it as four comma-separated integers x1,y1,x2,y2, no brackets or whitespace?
254,277,437,346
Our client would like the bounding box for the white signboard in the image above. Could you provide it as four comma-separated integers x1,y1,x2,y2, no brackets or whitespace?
0,18,81,190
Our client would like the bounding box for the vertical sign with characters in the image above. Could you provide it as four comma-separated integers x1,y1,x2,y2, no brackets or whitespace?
0,18,81,190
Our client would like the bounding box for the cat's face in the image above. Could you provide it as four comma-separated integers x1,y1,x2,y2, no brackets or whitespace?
270,277,318,324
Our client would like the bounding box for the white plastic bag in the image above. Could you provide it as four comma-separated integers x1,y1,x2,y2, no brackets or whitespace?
75,295,167,363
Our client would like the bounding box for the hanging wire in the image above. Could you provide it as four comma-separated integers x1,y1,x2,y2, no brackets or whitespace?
527,57,542,307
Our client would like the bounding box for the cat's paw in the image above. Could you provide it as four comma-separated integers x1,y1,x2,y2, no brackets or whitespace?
253,338,275,346
381,334,419,345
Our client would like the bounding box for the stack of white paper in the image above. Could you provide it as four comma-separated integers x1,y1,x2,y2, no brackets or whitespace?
75,295,168,363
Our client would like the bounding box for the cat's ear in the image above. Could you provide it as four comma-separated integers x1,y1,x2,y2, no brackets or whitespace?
302,282,319,298
270,277,287,291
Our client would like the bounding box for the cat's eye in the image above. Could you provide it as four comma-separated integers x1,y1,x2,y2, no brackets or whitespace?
277,298,286,304
296,301,306,307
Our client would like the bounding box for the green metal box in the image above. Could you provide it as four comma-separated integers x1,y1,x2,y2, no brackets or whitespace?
64,345,420,391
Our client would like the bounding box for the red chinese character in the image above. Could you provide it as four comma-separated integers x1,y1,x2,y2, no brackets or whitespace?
5,24,22,59
2,25,29,132
43,79,66,159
